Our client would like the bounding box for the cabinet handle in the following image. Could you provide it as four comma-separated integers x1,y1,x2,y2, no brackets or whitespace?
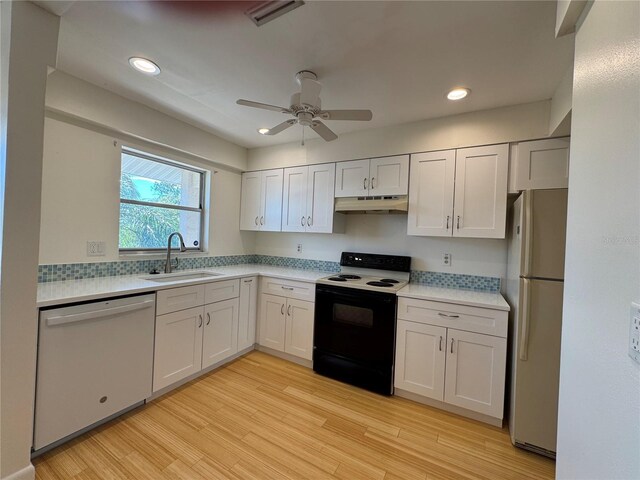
439,336,443,352
307,216,312,226
457,216,461,230
446,215,450,230
260,216,264,225
301,216,306,226
371,177,375,189
281,286,294,291
198,314,203,328
255,216,259,226
450,338,455,354
243,279,253,283
287,305,291,316
206,312,211,326
363,177,368,190
438,312,460,318
281,304,285,315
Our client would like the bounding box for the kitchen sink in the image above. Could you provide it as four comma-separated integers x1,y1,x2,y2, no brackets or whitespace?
143,272,221,283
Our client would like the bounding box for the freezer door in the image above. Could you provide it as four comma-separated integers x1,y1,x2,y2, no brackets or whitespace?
521,189,568,280
510,278,563,454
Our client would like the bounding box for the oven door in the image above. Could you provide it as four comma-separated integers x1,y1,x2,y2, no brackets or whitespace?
314,284,397,367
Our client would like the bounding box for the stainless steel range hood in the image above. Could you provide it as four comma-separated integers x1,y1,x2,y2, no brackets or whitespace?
334,196,408,214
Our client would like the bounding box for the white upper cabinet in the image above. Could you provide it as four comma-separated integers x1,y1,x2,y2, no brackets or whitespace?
335,155,410,198
511,137,570,191
407,150,456,237
453,144,508,239
240,169,283,231
335,159,370,197
408,144,508,239
282,163,341,234
282,166,308,232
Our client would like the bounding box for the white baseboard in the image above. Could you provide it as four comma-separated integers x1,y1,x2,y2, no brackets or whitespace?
2,464,35,480
256,345,312,368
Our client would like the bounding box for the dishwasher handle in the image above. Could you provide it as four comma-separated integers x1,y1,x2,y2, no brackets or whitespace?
46,299,155,327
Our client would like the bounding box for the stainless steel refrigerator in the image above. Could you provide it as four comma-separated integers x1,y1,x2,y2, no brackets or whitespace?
505,189,567,458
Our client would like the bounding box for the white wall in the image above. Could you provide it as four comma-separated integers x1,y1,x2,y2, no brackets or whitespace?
249,101,556,281
39,117,254,264
556,1,640,479
46,70,248,172
248,100,551,170
1,3,59,479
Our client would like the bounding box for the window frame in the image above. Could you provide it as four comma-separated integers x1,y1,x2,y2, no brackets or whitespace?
119,148,206,254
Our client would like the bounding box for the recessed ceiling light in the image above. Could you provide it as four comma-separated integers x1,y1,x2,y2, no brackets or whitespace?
447,88,470,100
258,128,270,135
128,57,161,76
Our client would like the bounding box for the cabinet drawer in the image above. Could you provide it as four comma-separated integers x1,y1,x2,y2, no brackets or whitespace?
397,297,507,338
205,279,240,305
260,277,315,302
156,285,205,315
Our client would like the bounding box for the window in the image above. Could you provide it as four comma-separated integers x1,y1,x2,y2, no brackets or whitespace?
119,149,205,252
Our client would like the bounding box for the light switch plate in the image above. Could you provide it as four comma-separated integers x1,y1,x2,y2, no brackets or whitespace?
629,302,640,364
87,241,106,257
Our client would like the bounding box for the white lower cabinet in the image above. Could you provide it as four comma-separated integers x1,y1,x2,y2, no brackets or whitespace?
153,306,204,391
202,298,239,369
395,297,508,423
153,278,256,392
443,328,507,418
259,282,315,361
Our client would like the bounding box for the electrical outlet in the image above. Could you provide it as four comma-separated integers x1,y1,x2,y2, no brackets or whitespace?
629,302,640,364
443,253,451,267
87,241,106,257
297,244,303,253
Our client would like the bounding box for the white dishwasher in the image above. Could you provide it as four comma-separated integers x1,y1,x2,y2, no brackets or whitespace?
34,294,155,452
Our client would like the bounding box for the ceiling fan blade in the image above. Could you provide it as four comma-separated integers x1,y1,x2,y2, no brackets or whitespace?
319,109,373,121
310,121,338,142
265,119,297,135
299,78,321,106
236,99,290,113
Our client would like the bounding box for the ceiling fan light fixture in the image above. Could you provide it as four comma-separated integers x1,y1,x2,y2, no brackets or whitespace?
447,87,470,100
129,57,161,76
257,128,270,135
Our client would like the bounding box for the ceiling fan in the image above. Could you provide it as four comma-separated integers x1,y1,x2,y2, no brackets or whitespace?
236,70,373,142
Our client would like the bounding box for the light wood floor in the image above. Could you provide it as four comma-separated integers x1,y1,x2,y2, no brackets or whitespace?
34,351,555,480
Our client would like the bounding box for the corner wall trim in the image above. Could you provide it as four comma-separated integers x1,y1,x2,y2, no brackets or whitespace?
2,464,35,480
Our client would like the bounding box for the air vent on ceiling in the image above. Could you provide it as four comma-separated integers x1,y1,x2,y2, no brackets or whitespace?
245,1,305,26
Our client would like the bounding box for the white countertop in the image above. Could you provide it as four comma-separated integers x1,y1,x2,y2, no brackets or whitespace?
397,284,510,311
37,264,331,308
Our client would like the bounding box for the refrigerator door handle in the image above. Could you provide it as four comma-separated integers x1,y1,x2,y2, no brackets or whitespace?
519,278,531,361
523,190,534,277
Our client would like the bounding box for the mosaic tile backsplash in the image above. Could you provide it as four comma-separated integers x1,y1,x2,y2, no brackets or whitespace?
38,255,501,293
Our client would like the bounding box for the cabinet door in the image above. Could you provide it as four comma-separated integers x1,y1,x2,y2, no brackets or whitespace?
240,171,262,231
238,277,258,350
407,150,455,236
335,159,370,197
514,137,570,190
258,294,286,352
453,144,508,239
394,320,446,401
369,155,409,196
282,166,308,232
153,306,203,392
284,299,314,360
306,163,336,233
444,329,507,418
202,298,239,369
260,169,284,231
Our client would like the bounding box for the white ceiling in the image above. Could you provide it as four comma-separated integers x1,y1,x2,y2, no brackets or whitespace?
56,1,574,148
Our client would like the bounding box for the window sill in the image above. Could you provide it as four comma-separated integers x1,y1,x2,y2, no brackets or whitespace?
119,251,210,261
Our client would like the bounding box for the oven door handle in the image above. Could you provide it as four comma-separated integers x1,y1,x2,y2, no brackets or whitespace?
316,289,395,304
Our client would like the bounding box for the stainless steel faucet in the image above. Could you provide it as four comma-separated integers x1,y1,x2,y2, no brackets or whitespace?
165,232,187,273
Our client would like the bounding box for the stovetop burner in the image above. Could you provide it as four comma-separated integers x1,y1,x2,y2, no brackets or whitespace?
338,274,361,280
380,278,399,284
366,281,394,287
328,277,347,282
